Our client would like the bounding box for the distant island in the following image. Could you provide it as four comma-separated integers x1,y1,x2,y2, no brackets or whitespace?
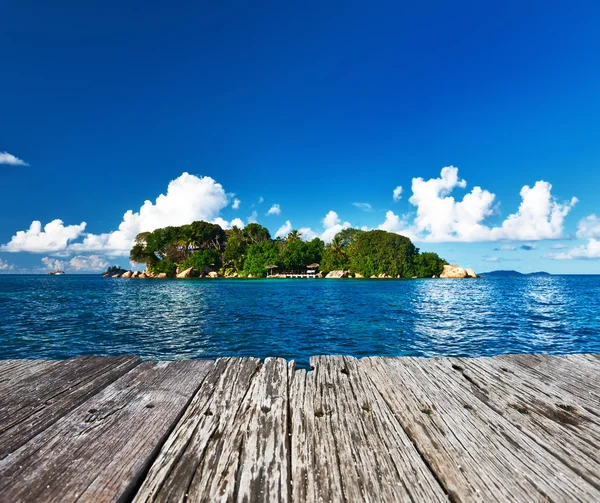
118,220,455,279
480,270,551,277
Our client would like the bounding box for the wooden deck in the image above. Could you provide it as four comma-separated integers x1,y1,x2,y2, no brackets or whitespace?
1,354,599,502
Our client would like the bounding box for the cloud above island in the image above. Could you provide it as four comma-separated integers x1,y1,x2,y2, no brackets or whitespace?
0,151,28,166
382,167,577,242
1,219,87,253
0,166,582,267
68,172,229,255
267,204,281,216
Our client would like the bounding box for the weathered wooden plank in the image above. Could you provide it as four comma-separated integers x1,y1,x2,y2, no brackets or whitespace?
0,360,212,503
134,357,285,502
430,356,600,491
0,359,58,392
360,356,600,502
289,355,448,503
497,354,600,407
0,355,141,459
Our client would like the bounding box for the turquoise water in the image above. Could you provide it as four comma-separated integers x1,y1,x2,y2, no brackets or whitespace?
1,275,599,367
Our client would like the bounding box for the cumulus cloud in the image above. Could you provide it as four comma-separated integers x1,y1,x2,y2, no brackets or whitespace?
0,258,14,271
41,257,66,271
1,220,87,253
393,186,403,202
491,181,578,241
69,255,110,271
576,215,600,239
68,173,229,256
0,151,28,166
352,202,373,212
379,166,577,243
494,244,517,251
321,210,351,243
547,239,600,260
213,217,245,230
247,211,258,224
299,227,318,240
378,211,415,239
232,198,241,210
275,220,293,239
267,204,281,216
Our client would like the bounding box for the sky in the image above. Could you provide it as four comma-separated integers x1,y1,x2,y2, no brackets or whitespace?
2,0,600,274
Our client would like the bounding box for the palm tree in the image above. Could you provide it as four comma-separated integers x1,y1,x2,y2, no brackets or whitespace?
287,229,302,242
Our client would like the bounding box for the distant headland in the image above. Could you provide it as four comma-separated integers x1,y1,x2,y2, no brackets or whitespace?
480,270,551,277
102,220,477,280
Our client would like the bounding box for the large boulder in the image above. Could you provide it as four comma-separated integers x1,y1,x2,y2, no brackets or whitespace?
157,272,168,279
111,273,121,278
325,270,347,279
139,272,148,279
440,265,477,278
177,267,198,279
121,271,133,278
207,271,219,278
132,271,140,278
354,273,364,279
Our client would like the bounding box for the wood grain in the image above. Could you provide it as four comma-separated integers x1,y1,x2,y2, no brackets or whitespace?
0,360,212,503
0,355,140,458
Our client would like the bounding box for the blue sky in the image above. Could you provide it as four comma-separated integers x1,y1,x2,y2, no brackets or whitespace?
2,1,600,273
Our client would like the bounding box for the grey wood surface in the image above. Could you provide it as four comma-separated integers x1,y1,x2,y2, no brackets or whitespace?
0,355,140,458
0,359,58,392
0,360,212,503
1,354,599,502
359,356,600,502
289,355,447,503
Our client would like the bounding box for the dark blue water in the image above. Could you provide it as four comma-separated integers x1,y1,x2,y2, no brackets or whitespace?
1,275,599,367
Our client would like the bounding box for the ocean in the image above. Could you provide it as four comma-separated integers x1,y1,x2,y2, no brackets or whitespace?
1,275,598,368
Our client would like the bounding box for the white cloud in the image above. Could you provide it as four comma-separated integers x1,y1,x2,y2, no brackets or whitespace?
490,181,578,241
41,257,66,271
68,173,229,256
258,196,264,204
69,255,110,271
485,257,500,262
299,227,318,240
267,204,281,216
321,210,351,243
393,186,403,202
378,210,414,238
1,220,87,253
0,151,28,166
275,220,293,239
247,211,258,224
494,244,517,251
547,239,600,260
352,202,373,212
576,215,600,239
0,258,14,271
213,217,245,230
551,243,568,249
378,167,577,243
232,198,241,210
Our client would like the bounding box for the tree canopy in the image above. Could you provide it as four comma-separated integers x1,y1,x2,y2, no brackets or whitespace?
129,221,446,278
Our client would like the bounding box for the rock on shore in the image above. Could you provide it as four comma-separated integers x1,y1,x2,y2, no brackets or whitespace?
440,264,477,278
177,267,199,279
325,270,348,278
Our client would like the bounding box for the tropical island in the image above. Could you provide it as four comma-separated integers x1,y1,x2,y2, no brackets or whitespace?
123,220,454,279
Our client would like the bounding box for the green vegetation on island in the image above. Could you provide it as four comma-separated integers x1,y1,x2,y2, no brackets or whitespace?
129,221,447,278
